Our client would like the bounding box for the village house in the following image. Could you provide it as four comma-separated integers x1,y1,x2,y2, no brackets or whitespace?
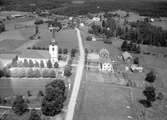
122,51,133,63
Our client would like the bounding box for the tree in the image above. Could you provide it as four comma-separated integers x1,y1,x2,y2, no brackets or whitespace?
38,90,44,97
145,71,156,83
27,68,34,78
50,70,56,78
0,69,4,78
23,59,29,67
121,41,128,51
64,65,72,77
54,62,59,68
18,69,26,78
143,86,156,102
47,60,52,68
71,49,77,57
42,69,50,78
3,68,10,77
139,99,152,108
34,62,39,68
29,60,34,67
134,57,139,65
58,48,62,54
40,60,45,68
27,90,32,97
29,109,41,120
63,48,68,54
12,95,29,116
41,80,66,116
34,69,41,78
11,56,18,67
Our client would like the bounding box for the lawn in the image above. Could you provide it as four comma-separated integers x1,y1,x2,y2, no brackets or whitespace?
0,39,27,52
74,71,131,120
77,81,131,120
0,78,54,97
34,25,78,50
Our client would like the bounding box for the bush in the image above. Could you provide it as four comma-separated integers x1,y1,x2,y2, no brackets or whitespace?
47,60,52,68
143,86,156,102
50,70,56,78
64,65,72,77
29,109,41,120
139,99,152,108
134,57,139,65
42,70,50,78
145,71,156,83
54,62,59,68
12,95,29,116
27,69,35,78
40,61,45,68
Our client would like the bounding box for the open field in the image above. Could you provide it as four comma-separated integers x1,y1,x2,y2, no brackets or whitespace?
77,80,131,120
0,39,27,52
34,27,78,50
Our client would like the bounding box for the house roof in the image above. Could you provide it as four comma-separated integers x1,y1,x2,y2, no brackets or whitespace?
122,51,132,60
19,50,50,59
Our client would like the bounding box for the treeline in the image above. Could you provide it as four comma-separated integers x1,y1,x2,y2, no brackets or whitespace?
90,19,167,47
1,0,65,11
120,21,167,47
58,1,167,17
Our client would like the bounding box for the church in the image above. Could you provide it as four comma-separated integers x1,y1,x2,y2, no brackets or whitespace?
17,26,69,68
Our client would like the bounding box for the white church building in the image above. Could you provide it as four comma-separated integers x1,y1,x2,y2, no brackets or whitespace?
17,26,69,68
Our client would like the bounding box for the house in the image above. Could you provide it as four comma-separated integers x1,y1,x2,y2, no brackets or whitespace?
99,57,114,73
122,51,133,63
98,49,114,73
130,64,143,72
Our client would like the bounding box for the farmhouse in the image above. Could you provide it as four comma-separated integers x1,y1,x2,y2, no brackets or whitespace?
122,51,133,63
87,48,114,73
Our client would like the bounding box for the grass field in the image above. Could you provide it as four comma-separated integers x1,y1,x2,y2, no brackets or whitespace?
77,80,131,120
34,27,78,50
0,39,27,52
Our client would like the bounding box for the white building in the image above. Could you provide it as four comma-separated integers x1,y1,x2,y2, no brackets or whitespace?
17,28,68,68
99,58,114,73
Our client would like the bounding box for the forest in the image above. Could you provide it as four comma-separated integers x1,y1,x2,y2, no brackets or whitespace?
1,0,167,17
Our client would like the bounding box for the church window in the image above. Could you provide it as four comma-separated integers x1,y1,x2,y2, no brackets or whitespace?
52,47,54,51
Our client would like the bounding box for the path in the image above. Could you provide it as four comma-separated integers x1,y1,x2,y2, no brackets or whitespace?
65,28,85,120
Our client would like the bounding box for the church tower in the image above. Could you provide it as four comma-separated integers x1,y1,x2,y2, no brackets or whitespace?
49,25,58,63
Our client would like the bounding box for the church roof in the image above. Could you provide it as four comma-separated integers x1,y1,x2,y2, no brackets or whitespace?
19,50,50,59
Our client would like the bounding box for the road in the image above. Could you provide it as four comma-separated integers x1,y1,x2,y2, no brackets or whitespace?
65,28,85,120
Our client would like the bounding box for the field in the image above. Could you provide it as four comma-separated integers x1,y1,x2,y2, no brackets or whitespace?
0,39,27,52
34,26,78,50
75,71,131,120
